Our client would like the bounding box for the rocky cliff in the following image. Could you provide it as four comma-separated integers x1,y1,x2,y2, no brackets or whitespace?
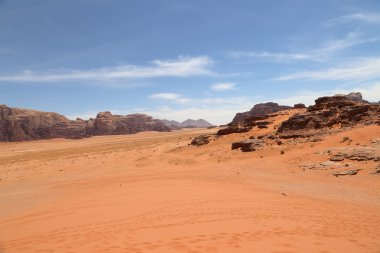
0,105,170,142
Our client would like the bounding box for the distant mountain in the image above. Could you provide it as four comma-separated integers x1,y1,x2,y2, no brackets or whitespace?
181,119,213,128
162,119,213,129
161,119,182,127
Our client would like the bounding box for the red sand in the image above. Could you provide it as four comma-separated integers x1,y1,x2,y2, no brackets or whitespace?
0,126,379,253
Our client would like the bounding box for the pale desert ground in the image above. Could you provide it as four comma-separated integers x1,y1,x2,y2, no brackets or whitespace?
0,124,380,253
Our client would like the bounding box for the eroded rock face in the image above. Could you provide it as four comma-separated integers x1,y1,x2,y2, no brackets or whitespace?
231,102,292,124
277,94,380,137
0,105,170,142
0,105,88,141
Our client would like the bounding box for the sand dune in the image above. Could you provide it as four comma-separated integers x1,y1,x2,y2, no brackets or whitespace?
0,125,379,253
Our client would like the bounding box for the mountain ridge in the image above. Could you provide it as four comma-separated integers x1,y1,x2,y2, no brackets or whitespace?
162,118,213,129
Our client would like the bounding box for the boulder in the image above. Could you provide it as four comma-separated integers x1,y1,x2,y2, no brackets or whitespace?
191,135,212,146
231,139,264,152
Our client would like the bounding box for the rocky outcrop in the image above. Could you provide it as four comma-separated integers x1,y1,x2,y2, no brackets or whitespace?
217,114,279,136
0,105,170,142
277,93,380,138
328,147,380,162
231,102,292,125
216,102,292,136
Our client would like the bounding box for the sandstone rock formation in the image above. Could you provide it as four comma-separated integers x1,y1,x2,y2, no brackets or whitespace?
216,102,293,136
277,93,380,138
0,105,88,141
231,102,292,124
0,105,170,142
93,111,169,135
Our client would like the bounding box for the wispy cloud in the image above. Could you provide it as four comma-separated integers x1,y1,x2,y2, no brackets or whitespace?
149,91,253,106
274,58,380,82
210,82,236,91
228,32,377,62
327,12,380,25
149,93,191,104
228,51,312,62
0,56,214,83
315,32,377,57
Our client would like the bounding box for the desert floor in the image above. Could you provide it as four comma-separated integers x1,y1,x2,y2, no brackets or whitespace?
0,127,379,253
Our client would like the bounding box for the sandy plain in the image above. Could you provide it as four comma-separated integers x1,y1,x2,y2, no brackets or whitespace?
0,125,379,253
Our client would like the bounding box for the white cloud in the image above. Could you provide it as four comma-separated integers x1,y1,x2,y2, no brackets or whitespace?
149,93,191,104
0,56,214,83
275,58,380,82
328,12,380,25
228,32,377,62
210,82,236,91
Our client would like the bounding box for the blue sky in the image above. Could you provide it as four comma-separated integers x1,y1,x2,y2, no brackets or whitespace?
1,0,380,124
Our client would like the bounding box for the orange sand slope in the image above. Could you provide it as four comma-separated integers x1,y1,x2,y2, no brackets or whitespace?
0,126,379,253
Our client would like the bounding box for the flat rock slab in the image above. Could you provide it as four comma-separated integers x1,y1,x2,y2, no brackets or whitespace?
332,169,361,177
